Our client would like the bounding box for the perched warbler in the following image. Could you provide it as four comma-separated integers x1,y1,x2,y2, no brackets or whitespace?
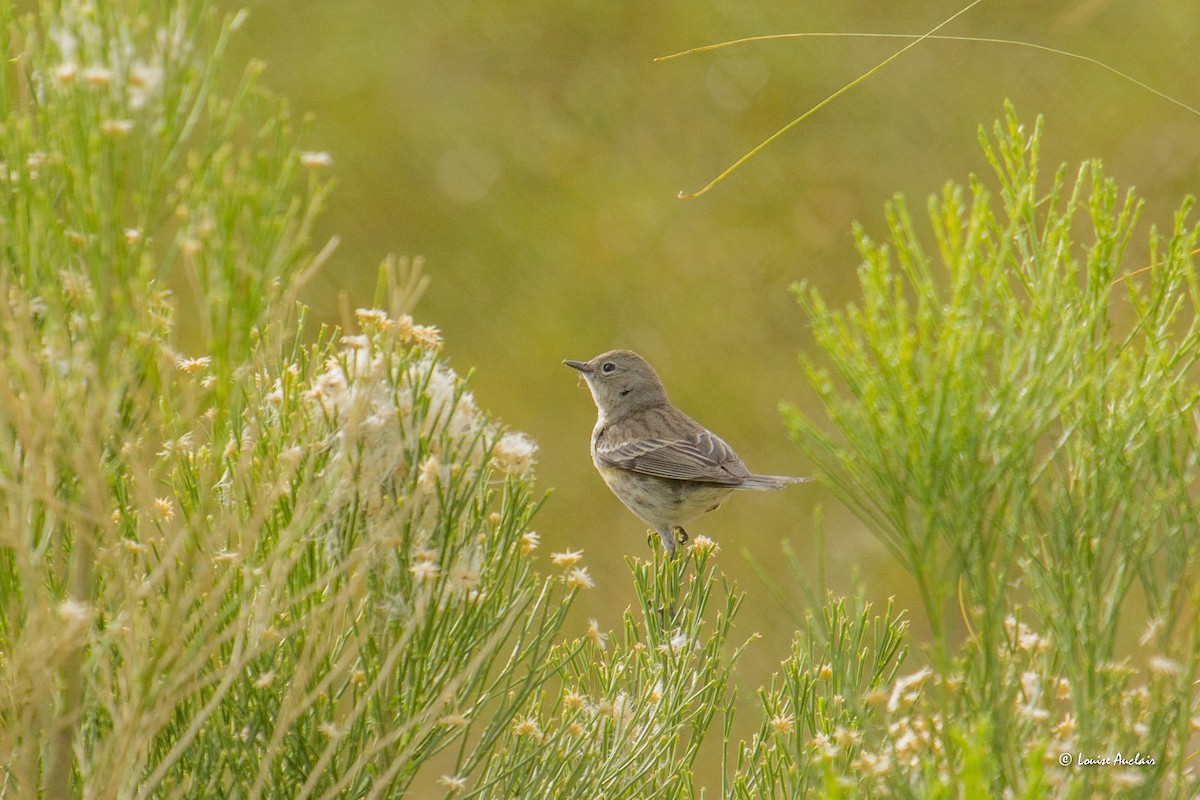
564,349,810,555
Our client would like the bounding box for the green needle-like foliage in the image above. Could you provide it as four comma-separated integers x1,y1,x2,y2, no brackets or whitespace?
2,0,1197,797
466,546,745,799
0,2,573,797
730,595,908,799
783,102,1200,797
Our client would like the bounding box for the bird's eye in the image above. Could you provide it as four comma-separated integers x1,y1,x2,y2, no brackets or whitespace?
601,362,616,374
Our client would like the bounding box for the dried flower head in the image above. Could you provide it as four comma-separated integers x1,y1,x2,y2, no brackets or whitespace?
512,717,543,740
855,750,892,777
659,631,693,655
411,324,442,349
339,334,370,350
449,562,480,590
53,62,77,83
82,65,113,86
409,560,440,582
128,62,163,108
418,454,441,494
1148,655,1180,678
586,618,608,651
565,567,594,589
769,713,795,736
833,725,861,747
153,497,175,522
100,118,133,137
1016,703,1050,722
811,731,838,760
213,549,239,565
492,431,538,475
438,775,467,793
57,598,94,625
176,356,212,374
551,549,583,569
299,151,333,168
887,667,932,713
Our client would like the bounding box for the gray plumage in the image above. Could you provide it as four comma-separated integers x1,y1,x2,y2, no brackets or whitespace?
564,349,810,555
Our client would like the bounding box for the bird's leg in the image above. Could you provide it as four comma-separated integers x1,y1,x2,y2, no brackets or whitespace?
650,527,677,558
673,526,689,546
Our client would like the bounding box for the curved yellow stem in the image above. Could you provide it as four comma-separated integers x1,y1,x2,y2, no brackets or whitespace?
665,6,1200,199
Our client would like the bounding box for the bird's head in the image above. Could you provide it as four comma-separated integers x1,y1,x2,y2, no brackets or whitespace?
563,349,670,420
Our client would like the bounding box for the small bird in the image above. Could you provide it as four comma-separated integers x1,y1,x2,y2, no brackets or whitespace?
563,349,810,556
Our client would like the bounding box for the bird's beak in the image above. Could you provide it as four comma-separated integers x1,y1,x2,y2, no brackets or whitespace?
562,359,592,374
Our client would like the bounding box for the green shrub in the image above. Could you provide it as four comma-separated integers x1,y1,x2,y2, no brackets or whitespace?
782,103,1200,797
0,1,573,796
2,1,1196,797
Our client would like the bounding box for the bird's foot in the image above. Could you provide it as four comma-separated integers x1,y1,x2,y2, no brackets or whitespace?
672,526,689,546
648,528,682,558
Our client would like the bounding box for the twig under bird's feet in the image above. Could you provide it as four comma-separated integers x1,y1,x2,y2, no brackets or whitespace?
643,527,690,558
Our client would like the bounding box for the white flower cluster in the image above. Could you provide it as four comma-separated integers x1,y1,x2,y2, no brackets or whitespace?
778,616,1196,795
42,3,175,119
301,308,538,513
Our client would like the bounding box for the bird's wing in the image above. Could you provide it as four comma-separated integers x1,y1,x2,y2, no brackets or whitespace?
596,429,750,484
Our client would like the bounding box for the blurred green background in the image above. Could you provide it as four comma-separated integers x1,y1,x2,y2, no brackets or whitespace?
216,0,1198,698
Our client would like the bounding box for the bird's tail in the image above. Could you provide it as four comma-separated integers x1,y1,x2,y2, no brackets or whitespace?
740,474,813,491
